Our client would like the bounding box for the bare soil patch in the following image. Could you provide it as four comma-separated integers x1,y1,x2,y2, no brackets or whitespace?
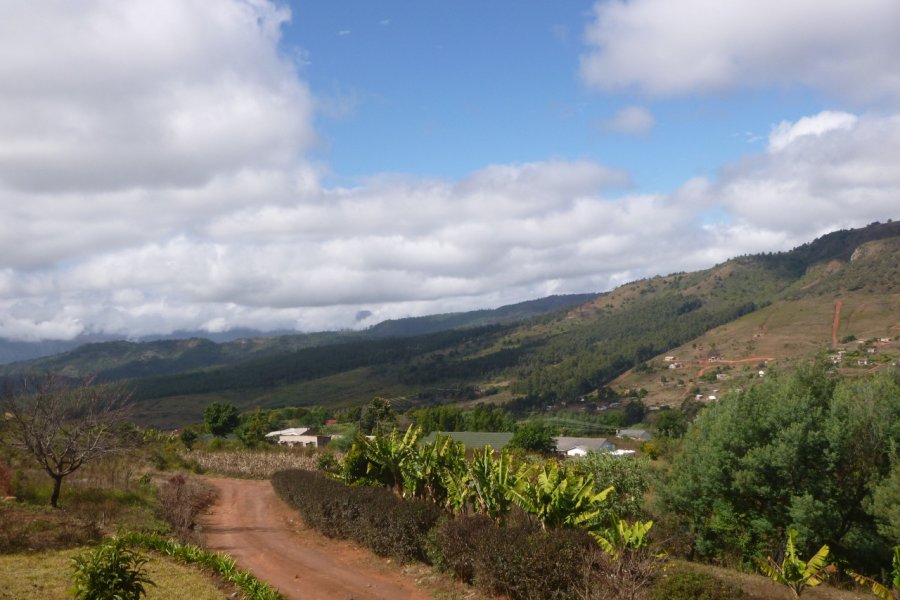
199,478,435,600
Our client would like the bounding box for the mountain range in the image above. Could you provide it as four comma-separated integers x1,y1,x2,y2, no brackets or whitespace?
2,220,897,427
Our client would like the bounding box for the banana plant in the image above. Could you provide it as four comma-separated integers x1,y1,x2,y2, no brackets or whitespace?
850,546,900,600
757,529,834,599
402,434,466,504
508,460,613,530
362,425,422,497
467,445,513,522
592,518,655,561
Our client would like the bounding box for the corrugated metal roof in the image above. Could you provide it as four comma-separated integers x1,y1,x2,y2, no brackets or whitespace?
554,437,615,453
422,431,514,449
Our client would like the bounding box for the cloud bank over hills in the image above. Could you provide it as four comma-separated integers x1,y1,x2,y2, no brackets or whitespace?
0,0,897,341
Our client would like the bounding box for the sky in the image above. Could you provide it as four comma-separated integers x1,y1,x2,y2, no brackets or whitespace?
0,0,898,341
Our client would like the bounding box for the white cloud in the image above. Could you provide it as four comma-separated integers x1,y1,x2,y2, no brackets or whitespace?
579,0,900,105
598,106,655,135
767,111,857,152
0,2,898,342
0,0,315,194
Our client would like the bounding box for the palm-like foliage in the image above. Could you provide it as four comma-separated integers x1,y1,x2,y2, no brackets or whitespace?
757,529,834,599
850,546,900,600
508,460,612,530
592,518,655,560
361,425,422,496
401,434,466,503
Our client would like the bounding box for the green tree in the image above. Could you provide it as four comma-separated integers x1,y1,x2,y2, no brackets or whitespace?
203,402,240,438
359,397,396,435
653,409,687,438
508,421,556,454
659,363,900,570
237,408,272,448
573,451,651,521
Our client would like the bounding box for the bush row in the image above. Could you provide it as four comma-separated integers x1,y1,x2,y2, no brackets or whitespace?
272,469,650,600
430,514,599,600
271,469,440,563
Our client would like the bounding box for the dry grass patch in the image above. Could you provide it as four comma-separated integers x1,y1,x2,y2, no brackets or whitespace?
184,449,317,479
0,548,227,600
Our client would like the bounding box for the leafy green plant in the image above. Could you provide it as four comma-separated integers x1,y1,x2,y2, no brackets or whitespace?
592,518,654,560
850,546,900,600
71,536,154,600
361,424,422,496
757,529,834,599
508,460,612,530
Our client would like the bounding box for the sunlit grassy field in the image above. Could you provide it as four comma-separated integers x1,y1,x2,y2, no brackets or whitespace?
0,548,227,600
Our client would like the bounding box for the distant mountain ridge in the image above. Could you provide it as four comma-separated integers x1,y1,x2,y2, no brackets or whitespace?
0,293,599,373
3,220,897,428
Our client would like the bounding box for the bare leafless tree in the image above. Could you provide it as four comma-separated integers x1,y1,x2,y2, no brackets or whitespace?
0,375,138,507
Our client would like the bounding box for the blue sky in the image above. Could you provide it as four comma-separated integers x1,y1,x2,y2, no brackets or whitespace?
286,2,821,193
0,0,897,340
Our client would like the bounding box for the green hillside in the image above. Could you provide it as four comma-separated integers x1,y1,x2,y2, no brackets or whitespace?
6,221,899,428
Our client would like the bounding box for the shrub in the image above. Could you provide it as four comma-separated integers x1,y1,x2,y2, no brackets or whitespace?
156,475,217,542
71,536,155,600
647,566,747,600
430,514,597,600
272,469,440,562
0,460,13,496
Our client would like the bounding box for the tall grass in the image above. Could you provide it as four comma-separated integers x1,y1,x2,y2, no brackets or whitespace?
183,449,317,479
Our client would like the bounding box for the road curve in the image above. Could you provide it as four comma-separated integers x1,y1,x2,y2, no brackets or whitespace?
199,477,432,600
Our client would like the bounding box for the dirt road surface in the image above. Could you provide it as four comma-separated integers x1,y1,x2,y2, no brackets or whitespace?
200,478,433,600
832,299,843,346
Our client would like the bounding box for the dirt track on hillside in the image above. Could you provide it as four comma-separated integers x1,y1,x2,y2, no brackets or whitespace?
832,299,843,346
200,478,431,600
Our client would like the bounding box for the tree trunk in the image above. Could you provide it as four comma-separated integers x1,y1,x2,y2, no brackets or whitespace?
50,475,63,508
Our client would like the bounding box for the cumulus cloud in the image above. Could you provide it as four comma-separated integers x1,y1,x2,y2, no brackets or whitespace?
579,0,900,104
767,111,857,152
598,105,655,135
0,0,315,194
0,2,898,342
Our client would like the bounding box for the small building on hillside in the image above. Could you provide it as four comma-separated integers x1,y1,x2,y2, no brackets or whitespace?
265,427,332,447
554,437,616,457
618,428,652,441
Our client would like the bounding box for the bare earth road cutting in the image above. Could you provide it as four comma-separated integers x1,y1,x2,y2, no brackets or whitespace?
200,478,432,600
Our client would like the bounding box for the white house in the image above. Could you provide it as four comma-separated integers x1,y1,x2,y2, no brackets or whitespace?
554,436,616,457
265,427,332,447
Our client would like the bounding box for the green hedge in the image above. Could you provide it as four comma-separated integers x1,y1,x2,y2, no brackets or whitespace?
429,514,597,600
271,469,441,563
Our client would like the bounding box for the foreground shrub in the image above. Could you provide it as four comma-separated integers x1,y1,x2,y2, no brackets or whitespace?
71,536,154,600
0,502,101,553
431,514,598,600
647,566,747,600
272,469,440,562
0,460,13,497
156,475,217,542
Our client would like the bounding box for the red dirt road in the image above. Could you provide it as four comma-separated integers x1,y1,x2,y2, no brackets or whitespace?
832,299,843,346
200,478,432,600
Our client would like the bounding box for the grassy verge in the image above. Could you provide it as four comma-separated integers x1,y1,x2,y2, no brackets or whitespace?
0,547,227,600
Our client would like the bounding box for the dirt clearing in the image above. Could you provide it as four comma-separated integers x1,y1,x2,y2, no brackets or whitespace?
200,478,432,600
